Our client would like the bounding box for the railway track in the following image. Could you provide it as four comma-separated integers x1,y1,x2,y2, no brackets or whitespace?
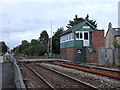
51,62,120,80
24,64,55,89
27,63,98,89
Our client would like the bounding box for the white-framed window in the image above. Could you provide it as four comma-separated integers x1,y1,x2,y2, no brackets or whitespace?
84,32,88,40
69,34,71,40
66,34,68,41
75,31,79,40
76,33,79,39
71,33,74,40
80,32,83,40
60,32,74,43
75,31,89,40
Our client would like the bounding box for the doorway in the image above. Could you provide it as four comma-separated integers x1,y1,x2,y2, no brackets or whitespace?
76,49,82,63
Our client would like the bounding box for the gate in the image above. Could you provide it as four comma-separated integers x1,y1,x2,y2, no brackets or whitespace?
99,48,114,64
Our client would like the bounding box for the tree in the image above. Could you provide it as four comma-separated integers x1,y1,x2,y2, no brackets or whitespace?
12,38,48,56
12,46,19,54
66,15,85,28
22,40,28,44
85,14,97,28
31,39,39,45
12,30,49,56
113,40,120,47
0,41,8,55
39,30,49,43
52,27,64,54
19,40,29,54
66,14,97,28
85,14,89,19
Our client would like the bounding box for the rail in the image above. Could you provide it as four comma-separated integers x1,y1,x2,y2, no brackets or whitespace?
52,62,120,80
36,63,99,89
25,64,55,90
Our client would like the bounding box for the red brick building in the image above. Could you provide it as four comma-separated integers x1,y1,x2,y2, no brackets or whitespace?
60,21,104,63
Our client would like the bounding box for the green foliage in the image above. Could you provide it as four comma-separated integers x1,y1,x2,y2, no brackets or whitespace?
12,46,19,54
66,14,97,28
13,30,49,56
0,41,8,55
52,27,64,54
85,14,97,28
31,39,39,44
22,40,28,44
113,40,120,47
66,15,85,28
39,30,49,43
13,40,48,56
19,40,29,53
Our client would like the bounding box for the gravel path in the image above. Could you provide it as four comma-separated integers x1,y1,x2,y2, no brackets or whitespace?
40,63,120,89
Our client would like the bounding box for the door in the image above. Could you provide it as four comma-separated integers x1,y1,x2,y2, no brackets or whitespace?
76,49,82,63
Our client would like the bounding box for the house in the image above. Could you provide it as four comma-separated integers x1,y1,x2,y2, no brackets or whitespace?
105,22,120,48
60,20,104,63
103,22,120,65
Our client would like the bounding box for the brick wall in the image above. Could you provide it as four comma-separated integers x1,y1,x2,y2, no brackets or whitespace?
60,47,83,61
92,30,105,62
60,47,74,61
60,48,66,59
66,48,74,60
92,30,104,48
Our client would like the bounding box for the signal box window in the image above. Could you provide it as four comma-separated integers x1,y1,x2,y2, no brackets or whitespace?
76,33,79,39
80,32,82,39
84,32,88,40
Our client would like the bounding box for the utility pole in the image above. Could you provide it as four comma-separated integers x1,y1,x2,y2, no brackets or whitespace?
118,1,120,27
7,20,10,53
50,20,52,55
48,20,53,58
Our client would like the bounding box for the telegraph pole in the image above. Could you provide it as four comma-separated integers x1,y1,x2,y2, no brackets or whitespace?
7,21,10,52
48,20,53,58
50,20,52,55
118,1,120,27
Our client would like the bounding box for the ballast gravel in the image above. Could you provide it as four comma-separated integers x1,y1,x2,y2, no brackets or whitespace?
40,63,120,89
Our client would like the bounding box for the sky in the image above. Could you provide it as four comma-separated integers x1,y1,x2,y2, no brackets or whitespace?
0,0,119,49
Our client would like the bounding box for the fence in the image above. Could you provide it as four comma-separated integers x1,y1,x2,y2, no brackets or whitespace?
12,56,26,89
99,47,120,65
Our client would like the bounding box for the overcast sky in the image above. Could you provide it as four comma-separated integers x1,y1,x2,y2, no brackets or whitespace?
0,0,119,49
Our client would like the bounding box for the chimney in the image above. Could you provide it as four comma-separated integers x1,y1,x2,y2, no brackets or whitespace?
108,22,112,30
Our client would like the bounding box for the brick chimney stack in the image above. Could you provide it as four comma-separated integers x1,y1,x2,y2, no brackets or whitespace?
108,22,112,30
